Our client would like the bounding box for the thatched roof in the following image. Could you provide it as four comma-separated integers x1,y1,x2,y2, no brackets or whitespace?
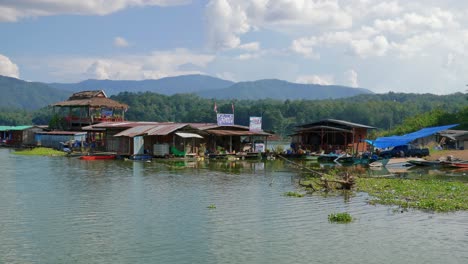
52,90,128,109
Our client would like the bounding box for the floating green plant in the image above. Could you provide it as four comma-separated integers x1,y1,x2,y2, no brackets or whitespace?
13,147,66,156
283,191,305,198
328,212,353,223
207,204,216,209
356,178,468,212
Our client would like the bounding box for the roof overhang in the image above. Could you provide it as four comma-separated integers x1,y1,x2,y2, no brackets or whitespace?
206,129,271,136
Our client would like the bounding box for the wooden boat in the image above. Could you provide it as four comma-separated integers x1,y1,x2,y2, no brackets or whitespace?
408,159,442,167
80,155,116,160
447,161,468,168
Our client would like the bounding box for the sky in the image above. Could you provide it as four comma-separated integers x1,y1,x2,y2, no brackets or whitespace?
0,0,468,94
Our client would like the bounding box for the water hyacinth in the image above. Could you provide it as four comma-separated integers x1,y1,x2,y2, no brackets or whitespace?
356,178,468,212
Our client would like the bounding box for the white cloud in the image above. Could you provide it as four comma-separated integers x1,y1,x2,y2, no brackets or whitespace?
238,42,260,51
296,74,334,85
45,49,215,81
290,38,318,58
373,8,458,35
0,54,19,78
114,37,130,48
205,0,250,49
350,35,390,57
345,69,359,88
0,0,190,22
205,0,352,50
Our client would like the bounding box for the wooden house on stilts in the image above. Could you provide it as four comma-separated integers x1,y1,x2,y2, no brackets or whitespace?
51,90,128,131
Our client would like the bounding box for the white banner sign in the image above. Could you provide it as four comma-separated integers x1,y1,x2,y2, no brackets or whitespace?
249,117,262,131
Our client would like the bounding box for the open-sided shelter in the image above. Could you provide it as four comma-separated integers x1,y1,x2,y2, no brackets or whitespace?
52,90,128,130
191,123,272,154
291,119,375,154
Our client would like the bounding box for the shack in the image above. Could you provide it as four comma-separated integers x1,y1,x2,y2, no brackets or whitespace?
35,131,87,150
191,123,272,154
0,126,44,147
291,119,375,154
113,123,203,157
82,122,204,157
438,129,468,150
51,90,129,130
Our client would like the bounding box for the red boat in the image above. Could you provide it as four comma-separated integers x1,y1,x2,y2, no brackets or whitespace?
80,155,116,160
448,161,468,168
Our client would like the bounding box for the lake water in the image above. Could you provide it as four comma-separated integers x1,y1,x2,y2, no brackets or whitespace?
0,148,467,264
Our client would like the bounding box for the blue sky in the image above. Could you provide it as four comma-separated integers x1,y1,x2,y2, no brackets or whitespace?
1,0,468,94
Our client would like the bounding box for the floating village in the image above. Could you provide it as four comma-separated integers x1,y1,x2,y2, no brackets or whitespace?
1,90,467,170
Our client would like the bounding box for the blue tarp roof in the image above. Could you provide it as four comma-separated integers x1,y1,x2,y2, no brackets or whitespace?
366,124,459,148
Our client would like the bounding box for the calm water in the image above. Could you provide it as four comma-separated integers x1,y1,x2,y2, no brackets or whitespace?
0,149,467,264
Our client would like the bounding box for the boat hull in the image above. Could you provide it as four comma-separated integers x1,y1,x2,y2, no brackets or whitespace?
80,155,116,160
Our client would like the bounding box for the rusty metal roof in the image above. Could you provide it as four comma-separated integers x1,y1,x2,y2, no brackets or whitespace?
296,125,353,133
114,125,155,137
113,123,196,137
146,123,190,136
297,119,375,129
205,129,271,136
36,131,87,135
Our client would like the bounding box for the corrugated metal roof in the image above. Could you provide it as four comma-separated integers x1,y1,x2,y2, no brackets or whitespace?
297,119,375,129
296,125,352,133
36,131,87,135
114,126,154,137
0,125,33,131
146,124,189,136
85,121,162,129
206,129,271,136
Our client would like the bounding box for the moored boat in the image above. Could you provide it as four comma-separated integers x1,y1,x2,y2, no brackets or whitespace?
446,161,468,168
408,159,442,167
80,155,116,160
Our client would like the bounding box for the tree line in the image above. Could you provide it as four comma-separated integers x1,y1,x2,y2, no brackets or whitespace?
1,91,467,138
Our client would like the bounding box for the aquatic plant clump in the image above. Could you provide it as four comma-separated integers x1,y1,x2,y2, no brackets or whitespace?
283,191,305,198
356,178,468,212
13,147,66,156
207,204,216,209
328,212,353,223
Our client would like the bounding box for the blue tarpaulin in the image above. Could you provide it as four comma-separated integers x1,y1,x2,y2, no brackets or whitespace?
366,124,459,149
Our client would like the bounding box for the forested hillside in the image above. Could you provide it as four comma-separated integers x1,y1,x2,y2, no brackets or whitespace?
2,91,466,136
48,74,234,96
110,91,468,136
196,79,373,100
0,75,69,110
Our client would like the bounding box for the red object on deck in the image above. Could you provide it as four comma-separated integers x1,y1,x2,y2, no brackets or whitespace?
79,155,116,160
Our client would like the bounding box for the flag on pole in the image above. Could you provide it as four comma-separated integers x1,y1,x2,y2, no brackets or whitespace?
214,102,218,113
231,102,235,114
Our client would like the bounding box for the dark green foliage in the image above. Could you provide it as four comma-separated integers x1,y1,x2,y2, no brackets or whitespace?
196,79,373,100
0,75,69,110
1,89,467,136
328,212,353,223
0,108,32,125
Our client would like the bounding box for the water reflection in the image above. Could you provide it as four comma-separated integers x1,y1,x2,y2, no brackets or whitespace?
0,149,467,264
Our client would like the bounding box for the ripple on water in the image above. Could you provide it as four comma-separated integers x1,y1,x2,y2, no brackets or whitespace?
0,151,467,264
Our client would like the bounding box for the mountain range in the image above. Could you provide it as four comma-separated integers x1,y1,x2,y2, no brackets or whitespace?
0,74,374,110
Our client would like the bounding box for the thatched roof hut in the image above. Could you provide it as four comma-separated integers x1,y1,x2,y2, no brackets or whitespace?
52,90,128,109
